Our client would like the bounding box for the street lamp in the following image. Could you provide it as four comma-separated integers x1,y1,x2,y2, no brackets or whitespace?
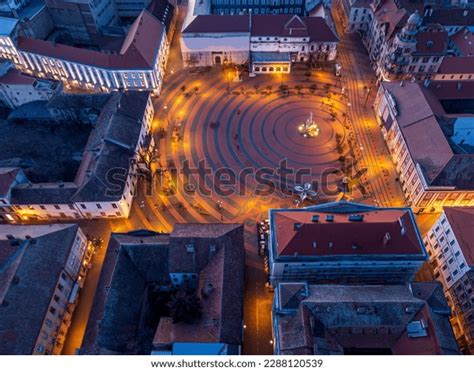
226,71,231,90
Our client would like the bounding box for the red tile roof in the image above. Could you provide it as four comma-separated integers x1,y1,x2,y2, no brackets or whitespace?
374,0,407,41
437,56,474,75
0,168,20,199
17,10,164,70
183,14,338,42
425,8,474,27
183,15,250,33
428,80,474,100
272,208,423,257
251,15,339,42
414,30,448,55
451,28,474,57
443,207,474,267
381,82,453,182
0,69,36,85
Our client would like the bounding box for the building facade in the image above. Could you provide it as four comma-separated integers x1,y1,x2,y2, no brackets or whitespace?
0,68,60,109
0,10,171,94
268,201,427,285
339,0,451,81
181,14,338,73
0,92,154,222
337,0,372,33
424,207,474,353
374,81,474,213
0,224,94,355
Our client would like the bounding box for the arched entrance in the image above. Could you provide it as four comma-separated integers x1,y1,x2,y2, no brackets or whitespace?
215,56,222,65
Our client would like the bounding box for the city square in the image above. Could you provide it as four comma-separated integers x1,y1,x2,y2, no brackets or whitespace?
1,0,474,362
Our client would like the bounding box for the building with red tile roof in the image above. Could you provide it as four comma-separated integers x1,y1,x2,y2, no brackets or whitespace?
347,0,449,81
181,14,338,73
424,207,474,353
0,68,59,109
0,8,175,94
268,201,427,285
450,28,474,57
433,56,474,82
272,282,459,355
375,80,474,213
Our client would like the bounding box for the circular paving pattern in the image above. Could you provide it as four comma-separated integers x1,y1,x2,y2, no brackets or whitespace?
146,69,351,229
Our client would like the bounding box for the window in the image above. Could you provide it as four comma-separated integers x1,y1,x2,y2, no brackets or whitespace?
81,204,86,209
49,307,56,315
96,203,102,209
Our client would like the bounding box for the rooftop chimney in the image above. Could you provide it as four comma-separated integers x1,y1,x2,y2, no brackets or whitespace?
383,232,392,246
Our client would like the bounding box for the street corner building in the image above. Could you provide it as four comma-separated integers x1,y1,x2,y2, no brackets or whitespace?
267,201,427,285
0,91,155,222
180,14,339,74
80,224,245,355
0,224,93,355
0,0,178,94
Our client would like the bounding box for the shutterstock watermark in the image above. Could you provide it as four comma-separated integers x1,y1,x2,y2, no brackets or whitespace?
105,158,363,199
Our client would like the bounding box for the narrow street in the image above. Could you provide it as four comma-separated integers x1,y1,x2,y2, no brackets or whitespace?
332,7,407,209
